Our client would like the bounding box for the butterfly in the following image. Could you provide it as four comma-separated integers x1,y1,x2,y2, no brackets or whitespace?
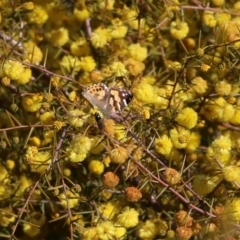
82,83,133,120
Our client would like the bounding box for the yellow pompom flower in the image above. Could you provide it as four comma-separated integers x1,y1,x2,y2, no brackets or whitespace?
128,43,148,62
63,168,71,177
40,111,55,125
211,135,232,154
79,56,96,72
66,134,91,162
98,0,115,10
125,58,145,76
170,20,189,40
114,124,128,141
82,227,98,240
47,27,69,47
88,160,104,175
67,109,88,128
74,7,91,22
206,135,232,165
110,146,128,164
193,174,222,195
170,127,190,149
175,107,198,129
114,225,126,239
46,2,65,27
164,60,182,71
58,190,80,208
221,103,235,122
90,137,105,154
117,207,139,229
14,175,32,198
54,120,66,131
70,38,91,57
78,71,92,85
23,212,46,237
5,159,15,170
201,63,211,72
144,75,157,84
122,8,144,30
108,18,128,39
222,165,240,185
90,69,104,83
230,109,240,125
0,209,15,227
24,41,43,64
96,221,116,240
225,198,240,223
132,81,167,108
190,76,208,95
103,156,111,167
215,80,232,96
22,94,43,112
221,20,240,48
3,60,24,81
98,201,120,219
42,130,54,146
154,135,173,157
140,106,151,119
186,132,201,152
18,68,32,85
101,66,113,78
202,11,217,27
28,5,48,24
201,97,226,121
90,27,111,48
29,136,41,146
99,190,113,201
68,90,76,102
206,146,231,166
137,220,157,239
132,81,154,103
211,0,224,7
216,12,231,26
110,61,128,77
60,55,81,74
28,151,51,174
154,218,169,236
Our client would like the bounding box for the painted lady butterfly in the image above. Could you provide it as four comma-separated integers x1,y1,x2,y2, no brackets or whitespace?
82,83,133,120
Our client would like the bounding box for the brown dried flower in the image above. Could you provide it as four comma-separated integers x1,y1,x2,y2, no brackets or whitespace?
175,210,193,227
175,226,193,240
163,168,181,185
125,187,142,202
102,171,120,188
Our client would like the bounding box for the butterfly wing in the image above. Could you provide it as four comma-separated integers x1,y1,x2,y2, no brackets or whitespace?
109,88,133,112
82,83,111,118
82,83,133,120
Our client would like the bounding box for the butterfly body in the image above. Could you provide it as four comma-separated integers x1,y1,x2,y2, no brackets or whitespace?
82,83,133,119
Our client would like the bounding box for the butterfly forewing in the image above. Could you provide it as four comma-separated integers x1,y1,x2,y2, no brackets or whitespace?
109,89,133,111
82,84,109,111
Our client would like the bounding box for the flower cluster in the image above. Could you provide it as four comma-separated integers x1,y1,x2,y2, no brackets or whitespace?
2,0,240,239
